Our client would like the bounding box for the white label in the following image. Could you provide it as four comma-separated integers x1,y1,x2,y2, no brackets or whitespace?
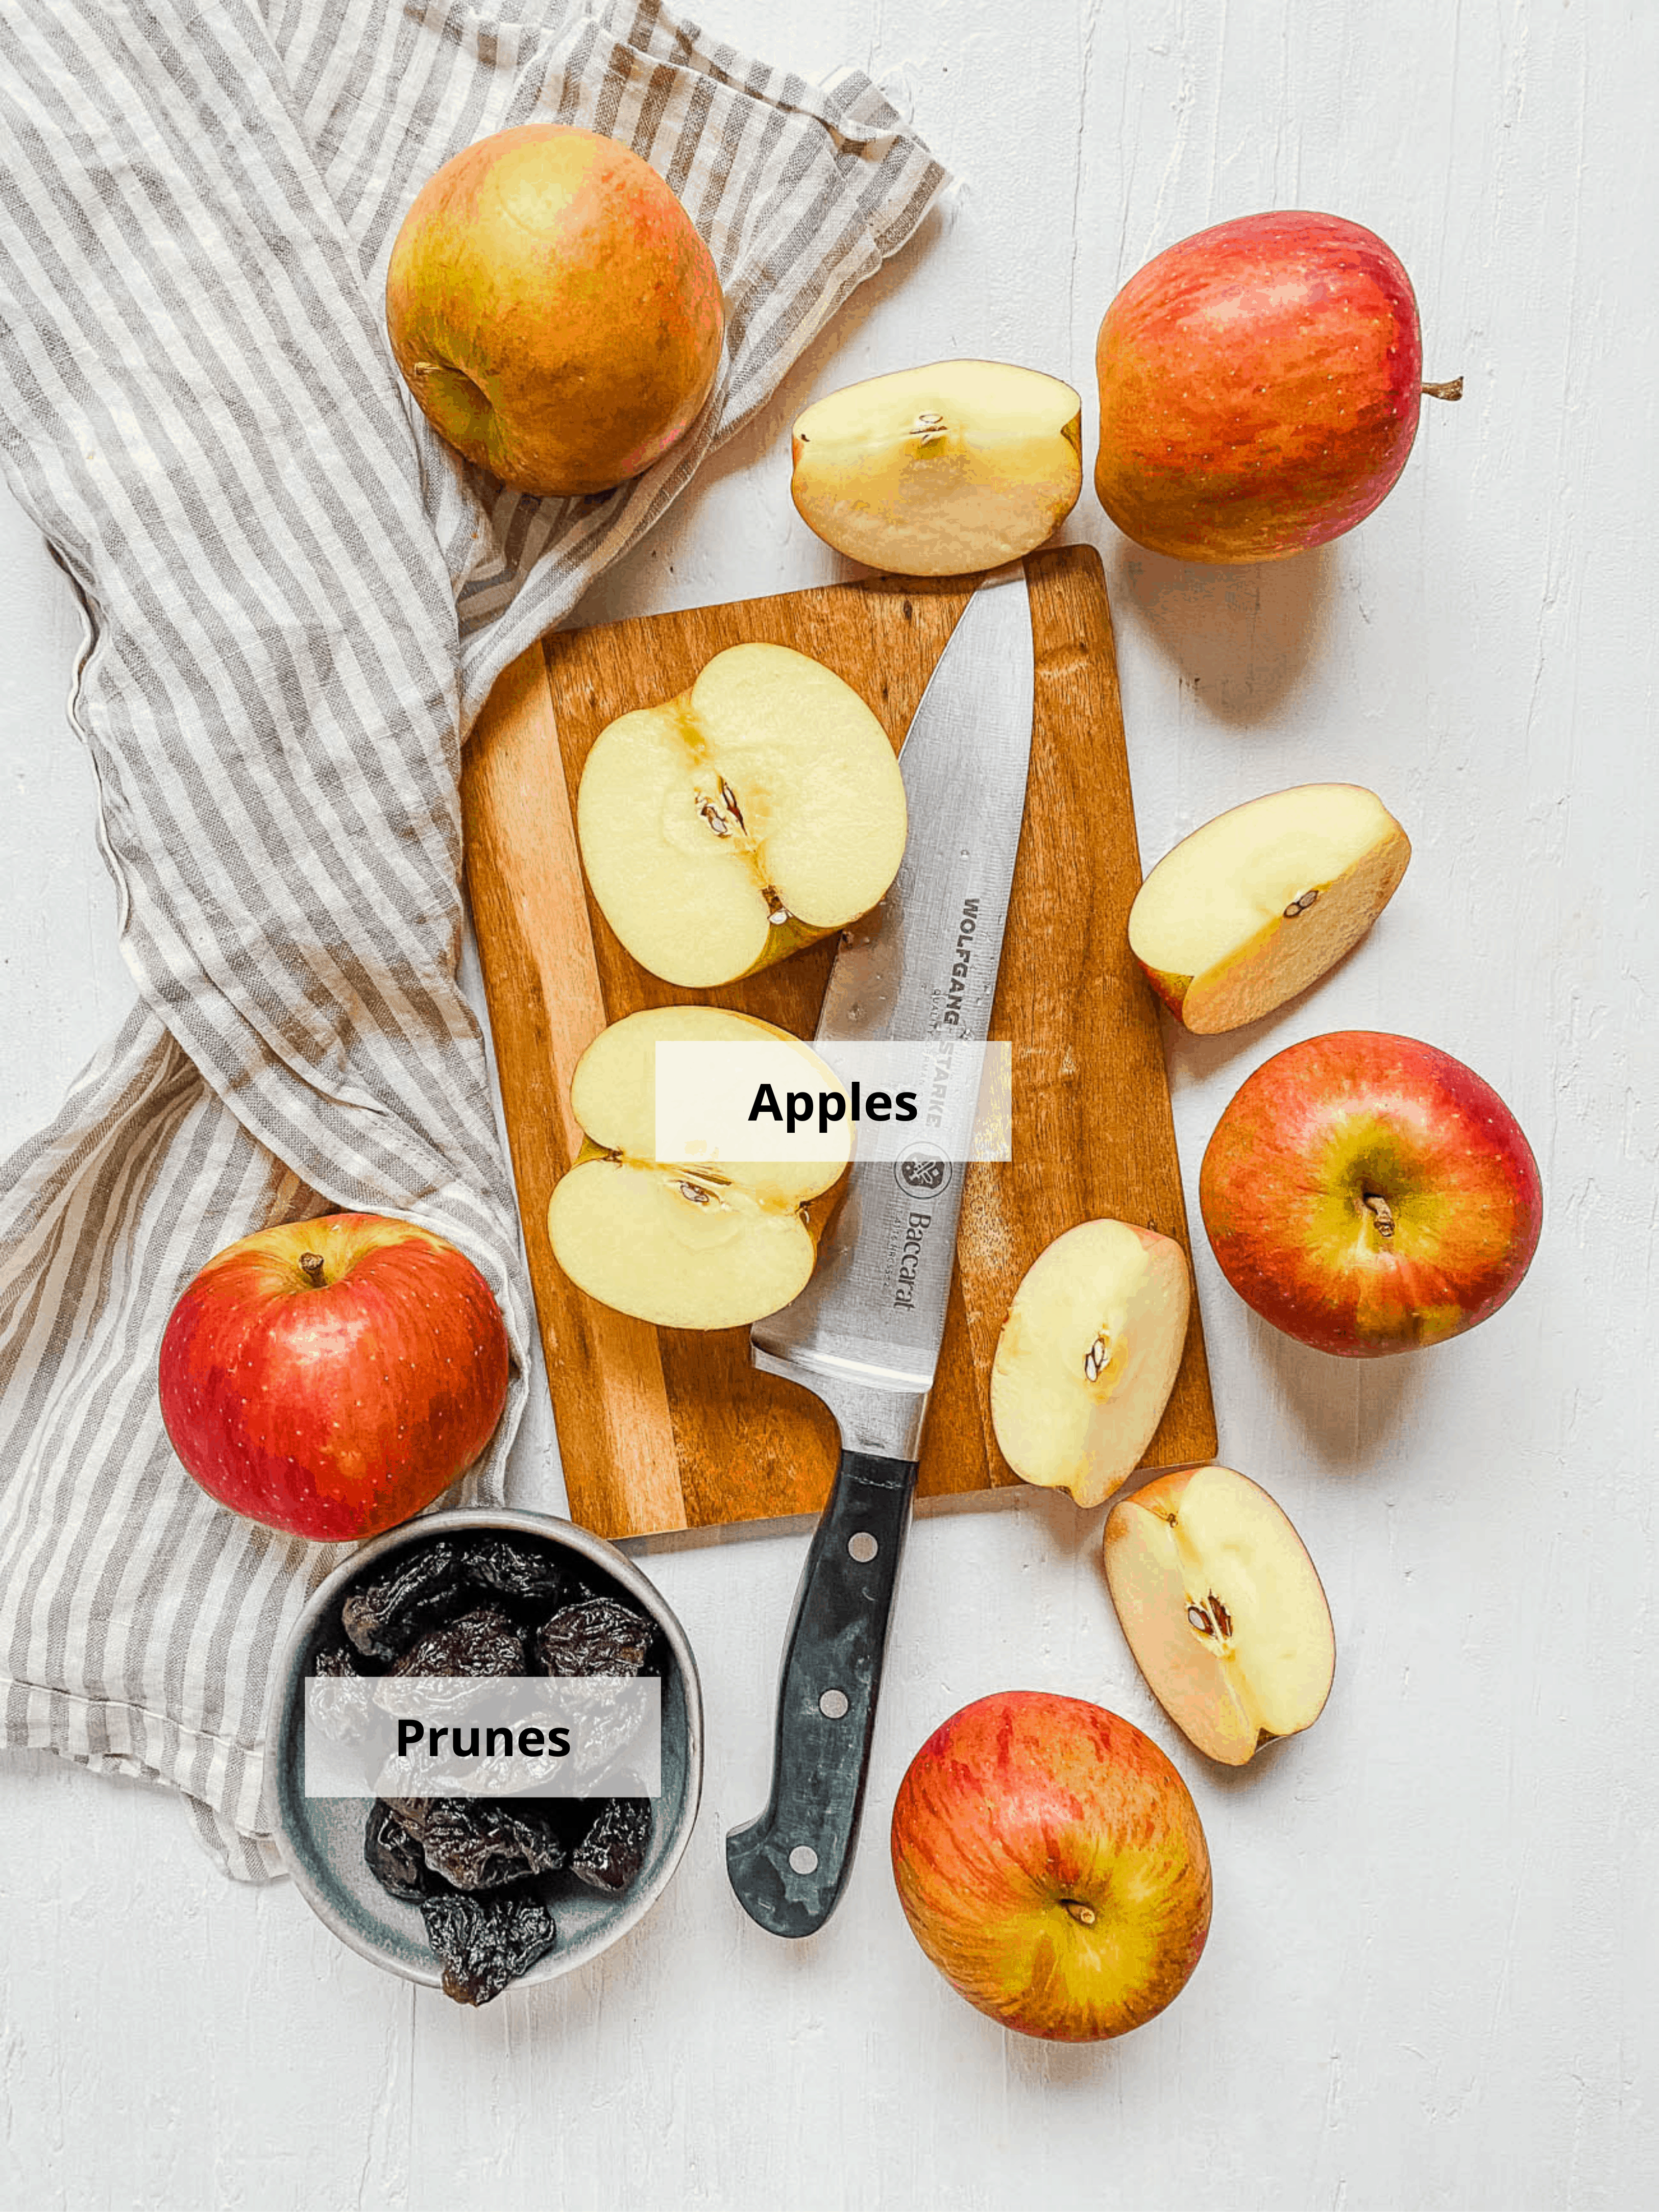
652,1039,1012,1166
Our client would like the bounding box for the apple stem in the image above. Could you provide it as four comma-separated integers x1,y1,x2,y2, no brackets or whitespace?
298,1251,327,1287
1362,1193,1396,1240
1061,1900,1097,1927
1421,377,1464,401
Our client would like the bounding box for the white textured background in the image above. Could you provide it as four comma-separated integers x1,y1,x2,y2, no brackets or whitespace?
2,3,1654,2207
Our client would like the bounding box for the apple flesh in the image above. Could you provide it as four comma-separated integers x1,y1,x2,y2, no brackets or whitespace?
577,643,907,989
546,1006,849,1330
1105,1465,1335,1765
1129,783,1411,1033
1201,1030,1543,1356
890,1691,1211,2042
158,1215,510,1542
1095,211,1448,563
790,359,1082,575
386,125,724,497
990,1220,1191,1507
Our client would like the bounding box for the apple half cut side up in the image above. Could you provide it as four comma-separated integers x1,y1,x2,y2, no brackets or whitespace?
576,644,907,990
1104,1465,1335,1766
790,359,1083,576
990,1220,1191,1508
1129,784,1411,1033
546,1006,849,1331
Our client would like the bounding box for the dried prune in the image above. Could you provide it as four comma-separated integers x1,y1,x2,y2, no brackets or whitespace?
421,1888,557,2006
418,1799,567,1892
364,1800,432,1902
534,1597,655,1678
391,1605,526,1681
342,1540,465,1661
571,1798,651,1895
310,1641,373,1744
464,1535,567,1611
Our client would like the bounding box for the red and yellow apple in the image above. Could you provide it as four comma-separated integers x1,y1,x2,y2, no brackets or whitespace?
1096,211,1457,563
890,1691,1211,2043
1200,1031,1543,1356
386,125,724,497
158,1215,510,1542
1105,1465,1335,1766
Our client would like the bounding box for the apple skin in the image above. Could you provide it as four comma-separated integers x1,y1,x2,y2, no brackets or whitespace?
890,1691,1211,2043
158,1215,510,1542
1095,211,1426,562
1200,1032,1543,1357
386,125,724,497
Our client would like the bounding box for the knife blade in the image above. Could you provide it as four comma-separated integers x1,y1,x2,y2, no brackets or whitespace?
725,566,1036,1937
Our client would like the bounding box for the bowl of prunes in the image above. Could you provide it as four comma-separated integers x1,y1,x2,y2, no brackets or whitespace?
271,1506,702,2006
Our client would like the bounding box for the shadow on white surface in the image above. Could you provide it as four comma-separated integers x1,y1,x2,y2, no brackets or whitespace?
1108,537,1339,725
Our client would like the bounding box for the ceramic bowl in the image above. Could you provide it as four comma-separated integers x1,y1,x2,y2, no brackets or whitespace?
270,1505,702,1998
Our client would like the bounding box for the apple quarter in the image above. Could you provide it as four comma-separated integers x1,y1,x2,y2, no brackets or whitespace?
990,1219,1191,1508
576,643,906,989
1128,783,1411,1033
1104,1464,1336,1766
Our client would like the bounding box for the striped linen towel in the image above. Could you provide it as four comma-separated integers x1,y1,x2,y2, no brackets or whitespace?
0,0,945,1880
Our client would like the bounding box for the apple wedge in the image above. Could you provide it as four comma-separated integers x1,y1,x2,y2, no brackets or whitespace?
790,359,1082,576
990,1221,1190,1508
576,643,906,989
547,1007,849,1330
1104,1465,1335,1765
1128,784,1410,1033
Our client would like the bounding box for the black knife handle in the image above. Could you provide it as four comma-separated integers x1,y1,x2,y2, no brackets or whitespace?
725,1448,919,1938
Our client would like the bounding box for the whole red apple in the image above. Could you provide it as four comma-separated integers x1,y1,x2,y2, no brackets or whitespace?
1095,210,1454,562
386,125,724,497
890,1692,1211,2042
1200,1031,1543,1357
158,1214,510,1542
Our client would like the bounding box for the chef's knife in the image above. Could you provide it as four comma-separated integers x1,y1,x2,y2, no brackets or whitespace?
725,566,1035,1938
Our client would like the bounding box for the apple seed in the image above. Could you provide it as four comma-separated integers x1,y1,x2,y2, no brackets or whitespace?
719,779,746,831
1209,1593,1234,1638
697,796,733,837
1186,1603,1214,1636
676,1180,717,1207
1082,1332,1109,1384
1282,888,1321,918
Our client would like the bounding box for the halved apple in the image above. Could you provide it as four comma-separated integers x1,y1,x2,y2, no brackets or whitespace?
790,359,1083,575
1104,1465,1335,1766
990,1220,1190,1508
547,1006,850,1329
1128,784,1410,1034
576,643,906,989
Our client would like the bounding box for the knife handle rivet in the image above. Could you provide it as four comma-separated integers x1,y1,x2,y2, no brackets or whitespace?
847,1532,878,1563
788,1845,819,1876
818,1688,850,1719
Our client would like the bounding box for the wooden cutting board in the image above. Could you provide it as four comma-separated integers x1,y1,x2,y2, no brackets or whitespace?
461,545,1216,1539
